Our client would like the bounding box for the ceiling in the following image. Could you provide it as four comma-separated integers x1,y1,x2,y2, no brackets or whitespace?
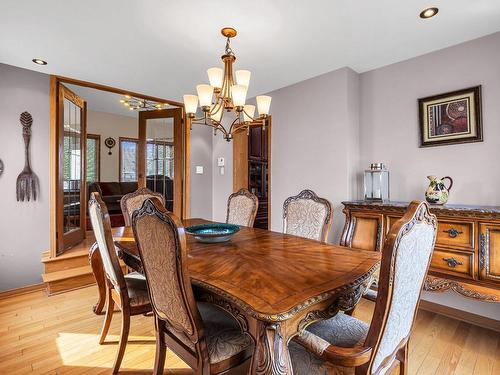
1,0,500,104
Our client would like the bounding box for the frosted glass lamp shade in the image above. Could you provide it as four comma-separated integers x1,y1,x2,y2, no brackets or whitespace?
210,104,223,122
256,95,272,116
183,95,198,114
243,104,256,122
207,67,223,89
235,70,251,87
196,84,214,107
231,84,247,107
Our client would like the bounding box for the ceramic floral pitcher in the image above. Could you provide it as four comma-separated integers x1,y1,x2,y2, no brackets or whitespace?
425,176,453,205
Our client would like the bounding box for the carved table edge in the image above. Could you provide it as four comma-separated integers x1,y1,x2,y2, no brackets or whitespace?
191,261,381,322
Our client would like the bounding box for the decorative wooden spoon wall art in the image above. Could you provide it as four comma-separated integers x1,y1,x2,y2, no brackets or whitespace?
16,111,39,201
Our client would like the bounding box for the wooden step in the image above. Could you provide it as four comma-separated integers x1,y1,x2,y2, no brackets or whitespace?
42,266,95,295
42,249,90,273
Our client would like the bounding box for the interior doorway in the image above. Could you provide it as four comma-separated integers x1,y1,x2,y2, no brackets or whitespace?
49,76,187,257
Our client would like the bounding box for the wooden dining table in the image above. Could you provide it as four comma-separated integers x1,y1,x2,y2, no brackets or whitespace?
89,219,381,375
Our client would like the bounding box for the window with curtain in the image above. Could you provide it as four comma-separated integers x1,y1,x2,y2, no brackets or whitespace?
120,138,139,182
86,134,100,182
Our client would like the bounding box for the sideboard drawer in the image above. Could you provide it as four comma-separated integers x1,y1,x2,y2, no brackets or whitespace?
436,220,475,250
430,248,475,279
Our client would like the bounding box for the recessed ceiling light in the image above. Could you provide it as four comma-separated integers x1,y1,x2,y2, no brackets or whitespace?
420,7,439,19
32,58,47,65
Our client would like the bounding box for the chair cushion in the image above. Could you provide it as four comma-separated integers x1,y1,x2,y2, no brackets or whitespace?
289,313,369,375
198,302,253,364
124,272,150,307
306,312,369,348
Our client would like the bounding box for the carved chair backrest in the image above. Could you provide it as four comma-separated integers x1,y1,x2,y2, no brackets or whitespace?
88,193,127,295
282,189,333,242
226,188,259,227
132,198,203,351
121,187,166,226
363,201,437,374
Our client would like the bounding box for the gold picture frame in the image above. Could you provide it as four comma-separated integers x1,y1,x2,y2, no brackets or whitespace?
418,86,483,147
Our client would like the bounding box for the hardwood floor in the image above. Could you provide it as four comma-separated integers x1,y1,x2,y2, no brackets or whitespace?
0,286,498,374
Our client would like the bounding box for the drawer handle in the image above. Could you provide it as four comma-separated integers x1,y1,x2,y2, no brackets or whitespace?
442,257,463,268
443,228,463,238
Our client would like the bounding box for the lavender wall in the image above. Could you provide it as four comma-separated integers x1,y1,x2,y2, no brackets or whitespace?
359,32,500,320
190,125,213,219
359,32,500,204
0,64,50,290
265,67,360,242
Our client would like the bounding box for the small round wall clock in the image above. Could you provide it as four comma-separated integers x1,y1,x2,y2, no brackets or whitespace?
104,137,116,155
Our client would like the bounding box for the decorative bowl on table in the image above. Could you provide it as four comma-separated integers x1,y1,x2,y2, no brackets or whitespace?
185,223,240,243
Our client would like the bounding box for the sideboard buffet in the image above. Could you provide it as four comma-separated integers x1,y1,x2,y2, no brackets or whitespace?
341,201,500,302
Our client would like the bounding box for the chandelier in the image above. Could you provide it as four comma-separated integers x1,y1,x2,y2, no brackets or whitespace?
183,27,272,141
119,95,167,111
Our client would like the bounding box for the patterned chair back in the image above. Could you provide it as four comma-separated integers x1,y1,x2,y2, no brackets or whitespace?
364,201,437,374
132,198,201,348
226,188,259,227
88,193,126,292
121,187,165,226
282,189,333,242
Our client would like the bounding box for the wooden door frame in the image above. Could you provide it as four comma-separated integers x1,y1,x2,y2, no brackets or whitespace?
138,108,184,219
232,116,272,227
49,75,189,258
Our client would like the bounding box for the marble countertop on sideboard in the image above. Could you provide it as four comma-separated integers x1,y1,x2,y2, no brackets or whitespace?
342,200,500,215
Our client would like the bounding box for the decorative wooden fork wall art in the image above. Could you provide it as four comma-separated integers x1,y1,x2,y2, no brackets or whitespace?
16,111,39,201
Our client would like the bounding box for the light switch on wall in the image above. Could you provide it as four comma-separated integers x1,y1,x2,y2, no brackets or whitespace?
195,166,204,174
220,167,225,175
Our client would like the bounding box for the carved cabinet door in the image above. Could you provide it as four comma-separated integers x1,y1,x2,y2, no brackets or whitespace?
342,212,384,252
479,223,500,283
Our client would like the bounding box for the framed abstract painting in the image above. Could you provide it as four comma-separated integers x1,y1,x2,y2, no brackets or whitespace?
418,86,482,147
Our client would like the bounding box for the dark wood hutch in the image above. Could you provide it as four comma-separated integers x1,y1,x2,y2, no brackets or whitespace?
247,126,269,229
233,118,271,230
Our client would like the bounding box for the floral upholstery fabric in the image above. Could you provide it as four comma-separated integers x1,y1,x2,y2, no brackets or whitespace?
289,313,368,375
123,272,150,307
284,199,328,241
371,222,435,374
198,302,253,364
134,214,194,336
227,193,257,227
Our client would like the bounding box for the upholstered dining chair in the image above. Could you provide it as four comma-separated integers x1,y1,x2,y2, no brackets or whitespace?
288,200,438,375
120,187,165,226
283,189,333,242
88,192,152,374
226,188,259,227
132,198,254,375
